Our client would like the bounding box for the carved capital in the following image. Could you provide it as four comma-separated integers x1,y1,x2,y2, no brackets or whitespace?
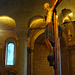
31,49,34,53
15,27,28,40
27,47,34,53
67,45,75,51
0,44,4,50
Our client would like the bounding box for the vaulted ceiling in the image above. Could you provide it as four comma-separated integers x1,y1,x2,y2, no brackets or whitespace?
0,0,75,46
0,0,75,28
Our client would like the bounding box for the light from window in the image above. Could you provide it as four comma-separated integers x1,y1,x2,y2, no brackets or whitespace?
5,43,15,65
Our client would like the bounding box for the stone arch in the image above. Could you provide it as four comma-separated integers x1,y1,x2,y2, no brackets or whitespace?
28,15,44,28
30,29,45,49
0,15,18,46
0,15,16,29
27,15,46,49
58,8,73,24
5,37,18,46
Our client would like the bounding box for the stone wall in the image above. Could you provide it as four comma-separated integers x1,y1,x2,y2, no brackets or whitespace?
69,49,75,75
33,33,54,75
60,37,69,75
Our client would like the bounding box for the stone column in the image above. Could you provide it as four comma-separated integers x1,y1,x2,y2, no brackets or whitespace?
16,28,28,75
0,45,3,74
59,39,62,75
30,49,34,75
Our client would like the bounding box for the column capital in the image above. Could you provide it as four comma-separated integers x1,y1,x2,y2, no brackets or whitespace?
0,44,4,50
27,47,34,53
15,27,28,40
67,45,75,51
31,49,34,53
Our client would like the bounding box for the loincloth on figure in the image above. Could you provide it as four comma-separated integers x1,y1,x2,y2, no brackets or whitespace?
45,22,54,40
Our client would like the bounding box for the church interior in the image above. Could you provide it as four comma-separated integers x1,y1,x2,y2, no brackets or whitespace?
0,0,75,75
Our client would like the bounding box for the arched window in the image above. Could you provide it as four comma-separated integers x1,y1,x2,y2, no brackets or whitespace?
5,41,16,66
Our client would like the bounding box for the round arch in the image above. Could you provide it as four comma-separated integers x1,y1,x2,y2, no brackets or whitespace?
30,29,45,50
0,15,16,29
28,15,44,28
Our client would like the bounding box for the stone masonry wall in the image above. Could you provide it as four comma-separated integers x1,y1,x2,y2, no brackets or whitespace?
33,33,54,75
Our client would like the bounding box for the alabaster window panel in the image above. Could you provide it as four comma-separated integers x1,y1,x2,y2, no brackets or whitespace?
5,39,16,66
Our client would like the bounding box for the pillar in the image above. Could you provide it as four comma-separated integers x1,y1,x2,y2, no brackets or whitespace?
59,39,62,75
30,49,34,75
0,45,3,74
16,28,28,75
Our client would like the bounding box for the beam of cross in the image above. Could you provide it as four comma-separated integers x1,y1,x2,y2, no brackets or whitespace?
51,0,62,7
51,0,62,75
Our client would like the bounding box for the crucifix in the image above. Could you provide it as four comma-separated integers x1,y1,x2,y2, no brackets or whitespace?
44,0,62,75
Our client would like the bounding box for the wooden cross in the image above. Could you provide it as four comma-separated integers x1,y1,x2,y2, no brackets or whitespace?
44,1,62,75
51,0,62,7
52,0,62,75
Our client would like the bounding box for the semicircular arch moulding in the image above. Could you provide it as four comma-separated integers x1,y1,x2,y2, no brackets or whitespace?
27,15,46,50
30,29,45,50
0,15,16,30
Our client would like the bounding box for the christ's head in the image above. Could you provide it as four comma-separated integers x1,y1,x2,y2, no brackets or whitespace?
44,3,50,11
